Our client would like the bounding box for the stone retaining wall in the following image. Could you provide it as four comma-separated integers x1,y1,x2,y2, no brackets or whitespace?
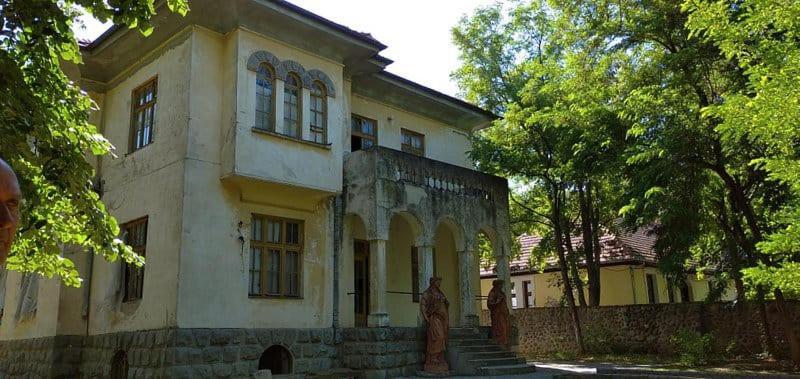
340,327,426,378
480,301,800,358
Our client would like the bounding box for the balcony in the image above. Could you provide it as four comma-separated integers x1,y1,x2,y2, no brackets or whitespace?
343,146,510,251
342,146,512,328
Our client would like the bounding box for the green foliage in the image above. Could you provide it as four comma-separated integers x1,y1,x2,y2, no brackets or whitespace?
670,329,714,366
682,0,800,299
0,0,188,285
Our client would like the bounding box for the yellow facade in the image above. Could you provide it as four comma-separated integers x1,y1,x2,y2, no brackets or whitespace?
480,265,736,309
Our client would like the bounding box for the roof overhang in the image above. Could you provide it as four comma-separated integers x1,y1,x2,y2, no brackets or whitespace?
79,0,389,84
352,72,498,132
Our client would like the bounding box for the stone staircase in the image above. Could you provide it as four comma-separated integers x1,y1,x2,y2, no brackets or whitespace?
446,327,536,376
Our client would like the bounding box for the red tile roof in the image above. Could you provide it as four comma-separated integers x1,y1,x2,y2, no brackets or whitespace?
481,226,660,277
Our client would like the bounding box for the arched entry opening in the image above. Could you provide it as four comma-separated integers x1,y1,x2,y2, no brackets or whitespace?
386,211,424,326
110,350,128,379
433,218,465,325
258,345,293,374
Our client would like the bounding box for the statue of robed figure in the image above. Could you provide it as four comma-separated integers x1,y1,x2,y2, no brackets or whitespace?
420,276,449,373
487,279,510,347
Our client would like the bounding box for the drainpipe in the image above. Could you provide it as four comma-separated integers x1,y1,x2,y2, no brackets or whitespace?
331,194,344,344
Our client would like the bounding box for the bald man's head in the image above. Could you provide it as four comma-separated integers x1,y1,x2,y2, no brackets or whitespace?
0,158,21,265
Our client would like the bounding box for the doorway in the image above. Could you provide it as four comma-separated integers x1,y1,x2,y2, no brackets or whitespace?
354,240,370,327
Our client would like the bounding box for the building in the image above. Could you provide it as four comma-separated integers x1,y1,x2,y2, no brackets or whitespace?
0,1,518,377
480,228,736,309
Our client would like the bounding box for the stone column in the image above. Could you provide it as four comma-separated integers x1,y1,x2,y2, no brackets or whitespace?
416,245,434,326
495,253,512,310
368,239,389,327
458,250,479,327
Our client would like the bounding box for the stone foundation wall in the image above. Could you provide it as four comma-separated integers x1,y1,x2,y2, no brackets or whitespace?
0,327,427,378
481,301,800,358
0,328,338,378
0,335,83,378
339,327,425,378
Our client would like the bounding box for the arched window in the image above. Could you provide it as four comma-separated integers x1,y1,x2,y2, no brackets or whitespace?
255,64,275,131
310,82,327,143
258,345,293,374
283,74,301,138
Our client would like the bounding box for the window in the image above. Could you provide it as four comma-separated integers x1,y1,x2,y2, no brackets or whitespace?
282,74,301,138
130,78,157,152
250,215,303,297
510,282,517,309
401,129,424,156
351,114,377,151
646,274,658,304
411,247,420,302
121,217,147,302
255,64,275,131
522,280,533,308
679,281,692,302
310,82,327,143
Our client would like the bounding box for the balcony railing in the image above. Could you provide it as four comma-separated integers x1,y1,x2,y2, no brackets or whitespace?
347,146,507,202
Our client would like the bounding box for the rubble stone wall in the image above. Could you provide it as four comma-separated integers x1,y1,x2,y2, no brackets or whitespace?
481,301,800,359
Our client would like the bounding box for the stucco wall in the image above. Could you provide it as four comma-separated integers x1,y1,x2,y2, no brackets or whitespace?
222,28,345,194
480,265,733,309
350,95,473,169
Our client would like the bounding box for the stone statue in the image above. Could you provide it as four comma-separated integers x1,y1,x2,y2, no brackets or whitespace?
420,276,449,373
487,279,510,347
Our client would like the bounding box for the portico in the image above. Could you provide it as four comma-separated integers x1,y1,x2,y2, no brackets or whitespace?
341,146,512,328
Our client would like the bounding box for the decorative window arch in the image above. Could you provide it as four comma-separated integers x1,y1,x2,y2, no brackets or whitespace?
310,81,327,143
307,69,336,98
283,73,302,138
255,64,276,131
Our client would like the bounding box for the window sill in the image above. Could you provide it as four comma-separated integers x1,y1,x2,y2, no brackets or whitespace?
251,127,331,150
249,294,304,300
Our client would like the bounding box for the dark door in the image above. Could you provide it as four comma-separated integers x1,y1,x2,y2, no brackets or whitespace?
354,240,370,327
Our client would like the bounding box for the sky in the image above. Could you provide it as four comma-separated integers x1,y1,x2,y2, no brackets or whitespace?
73,0,497,98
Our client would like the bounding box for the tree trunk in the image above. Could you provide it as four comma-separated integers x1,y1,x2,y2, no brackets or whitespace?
774,288,800,365
563,226,588,307
756,289,779,359
552,187,585,354
579,183,601,306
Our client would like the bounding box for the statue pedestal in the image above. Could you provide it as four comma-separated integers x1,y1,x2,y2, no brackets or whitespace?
416,370,452,377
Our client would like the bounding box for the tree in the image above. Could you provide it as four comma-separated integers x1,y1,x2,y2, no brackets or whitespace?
682,0,800,363
0,0,188,286
453,0,627,353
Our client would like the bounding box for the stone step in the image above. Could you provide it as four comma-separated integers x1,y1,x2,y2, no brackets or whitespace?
448,328,489,340
454,344,503,353
478,363,537,376
459,350,514,360
468,356,524,367
448,338,491,346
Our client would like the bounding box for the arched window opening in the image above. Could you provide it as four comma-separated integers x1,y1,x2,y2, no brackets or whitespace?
283,74,301,138
110,350,128,379
310,81,327,143
255,64,275,131
258,345,293,374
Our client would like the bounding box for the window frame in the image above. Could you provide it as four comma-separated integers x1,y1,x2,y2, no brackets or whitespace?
282,73,302,139
522,280,533,308
129,77,158,153
645,273,658,304
309,81,328,144
121,216,148,303
351,114,378,151
401,128,425,156
255,63,276,132
249,214,304,299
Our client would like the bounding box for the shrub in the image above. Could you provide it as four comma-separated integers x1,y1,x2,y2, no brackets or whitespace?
670,328,714,366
